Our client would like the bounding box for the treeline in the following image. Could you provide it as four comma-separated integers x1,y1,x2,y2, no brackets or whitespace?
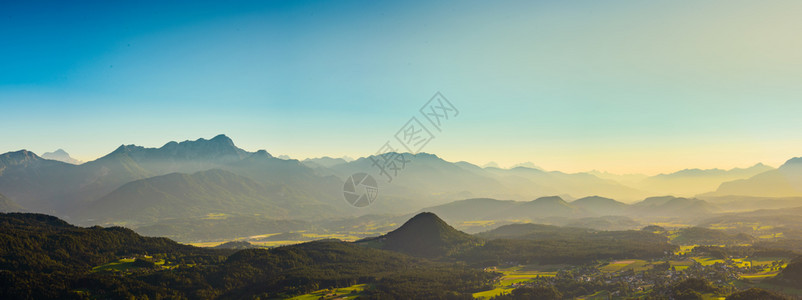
671,227,754,246
0,213,222,272
491,278,789,300
0,213,494,299
457,230,675,266
690,245,798,259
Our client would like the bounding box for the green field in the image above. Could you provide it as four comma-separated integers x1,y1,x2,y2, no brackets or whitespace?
288,284,367,300
674,245,696,255
692,257,726,266
92,256,166,272
189,231,380,248
473,265,558,299
669,259,694,271
599,259,652,272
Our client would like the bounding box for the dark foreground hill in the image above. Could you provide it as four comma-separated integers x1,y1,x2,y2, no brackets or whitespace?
356,212,482,258
0,213,493,299
463,223,676,266
1,212,796,299
771,257,802,287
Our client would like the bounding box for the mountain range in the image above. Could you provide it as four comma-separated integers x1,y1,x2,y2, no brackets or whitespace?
1,134,800,230
634,164,774,196
0,135,346,224
703,157,802,197
418,195,717,228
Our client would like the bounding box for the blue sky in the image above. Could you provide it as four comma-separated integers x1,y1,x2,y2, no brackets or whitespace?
2,0,801,174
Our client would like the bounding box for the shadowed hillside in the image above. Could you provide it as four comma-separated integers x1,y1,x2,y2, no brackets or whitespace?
357,212,481,258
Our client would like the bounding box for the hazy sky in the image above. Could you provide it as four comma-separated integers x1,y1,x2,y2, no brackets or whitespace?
2,0,801,175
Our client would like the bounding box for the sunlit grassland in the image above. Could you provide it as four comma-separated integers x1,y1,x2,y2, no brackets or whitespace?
202,213,228,220
599,259,651,272
187,241,228,247
692,257,725,266
92,258,137,272
473,286,511,299
669,259,694,271
473,264,559,299
287,283,368,300
759,232,783,239
674,245,697,255
576,290,612,299
92,256,168,272
188,231,382,247
649,222,691,228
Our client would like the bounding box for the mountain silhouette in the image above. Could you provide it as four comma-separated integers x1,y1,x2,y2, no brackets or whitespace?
357,212,480,258
571,196,627,216
707,157,802,197
76,169,300,223
0,135,345,221
636,164,774,197
41,149,83,165
631,196,716,217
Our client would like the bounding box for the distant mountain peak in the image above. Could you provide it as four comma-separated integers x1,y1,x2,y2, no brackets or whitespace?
781,157,802,168
41,149,83,165
530,195,566,204
482,161,500,168
105,135,250,162
210,134,234,144
511,161,542,170
0,150,43,166
172,134,235,148
403,212,444,224
573,195,618,204
111,144,144,154
302,156,348,168
253,149,272,158
242,150,274,161
638,195,680,205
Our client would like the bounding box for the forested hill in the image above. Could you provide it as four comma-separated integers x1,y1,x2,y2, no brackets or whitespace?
0,213,207,273
357,212,482,258
0,212,222,298
0,213,494,299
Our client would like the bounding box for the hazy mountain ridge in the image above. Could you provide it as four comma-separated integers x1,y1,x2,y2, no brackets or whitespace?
330,153,650,207
41,149,83,164
0,134,800,229
706,157,802,197
421,195,718,229
301,156,349,169
0,135,347,224
76,169,307,223
570,196,628,216
634,163,774,197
